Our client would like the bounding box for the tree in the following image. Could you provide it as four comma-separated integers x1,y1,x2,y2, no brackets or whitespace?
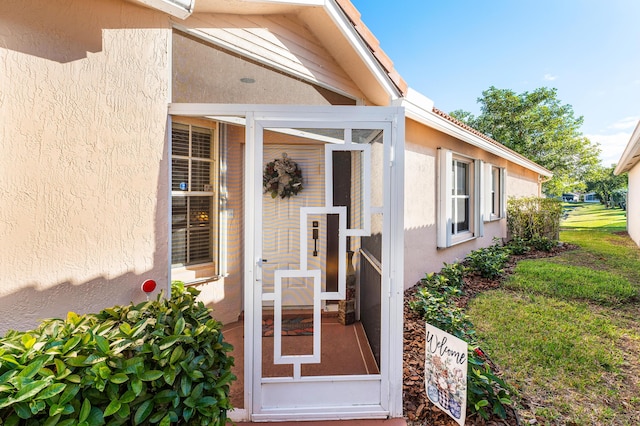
585,165,627,208
450,87,601,196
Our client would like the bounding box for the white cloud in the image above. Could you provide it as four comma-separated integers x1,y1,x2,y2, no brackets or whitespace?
585,132,632,166
608,116,639,130
543,73,558,81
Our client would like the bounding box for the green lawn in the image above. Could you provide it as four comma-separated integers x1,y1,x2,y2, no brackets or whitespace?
561,202,627,231
468,203,640,425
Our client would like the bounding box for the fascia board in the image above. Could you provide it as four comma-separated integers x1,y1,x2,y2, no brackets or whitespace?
257,0,324,5
323,0,402,102
135,0,194,19
396,95,553,177
614,121,640,175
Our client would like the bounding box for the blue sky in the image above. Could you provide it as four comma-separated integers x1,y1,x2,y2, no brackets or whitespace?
350,0,640,167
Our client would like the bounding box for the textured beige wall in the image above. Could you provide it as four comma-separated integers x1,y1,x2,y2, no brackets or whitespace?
402,119,540,289
0,0,545,334
0,0,172,334
505,164,541,199
627,165,640,246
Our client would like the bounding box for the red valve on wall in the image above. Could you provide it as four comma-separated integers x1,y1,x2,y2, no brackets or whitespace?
141,279,157,293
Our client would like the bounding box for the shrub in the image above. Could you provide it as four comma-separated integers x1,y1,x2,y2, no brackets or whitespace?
467,349,513,420
409,286,473,341
507,197,563,241
412,254,514,420
439,261,467,290
0,282,235,425
465,239,510,279
506,236,530,255
419,262,466,297
529,235,556,252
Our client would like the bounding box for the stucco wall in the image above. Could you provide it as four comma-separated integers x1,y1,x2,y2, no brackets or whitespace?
627,164,640,246
505,163,541,198
403,119,541,289
0,0,172,334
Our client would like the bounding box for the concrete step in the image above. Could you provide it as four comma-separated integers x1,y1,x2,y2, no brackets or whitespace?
235,419,407,426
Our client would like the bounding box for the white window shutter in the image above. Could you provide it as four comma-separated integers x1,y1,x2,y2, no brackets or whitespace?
500,168,507,218
483,163,493,221
475,159,484,238
437,148,453,248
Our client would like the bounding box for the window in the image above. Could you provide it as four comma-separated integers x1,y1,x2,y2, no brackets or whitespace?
491,166,500,216
437,149,482,248
171,121,219,277
452,159,470,234
483,164,505,221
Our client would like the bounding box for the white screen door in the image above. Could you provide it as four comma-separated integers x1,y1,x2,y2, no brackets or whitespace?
248,106,404,421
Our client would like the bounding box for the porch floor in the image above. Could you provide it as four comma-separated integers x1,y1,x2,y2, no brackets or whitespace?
223,312,380,410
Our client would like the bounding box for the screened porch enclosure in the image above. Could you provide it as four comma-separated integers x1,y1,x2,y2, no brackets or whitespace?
168,104,404,421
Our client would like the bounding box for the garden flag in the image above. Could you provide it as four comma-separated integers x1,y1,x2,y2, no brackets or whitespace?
425,323,468,426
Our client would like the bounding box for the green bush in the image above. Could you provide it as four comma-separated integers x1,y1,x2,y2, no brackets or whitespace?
467,350,512,420
529,235,556,252
505,236,530,255
409,286,473,341
507,197,563,241
419,262,466,298
438,262,467,290
0,282,235,425
412,252,514,419
465,239,510,279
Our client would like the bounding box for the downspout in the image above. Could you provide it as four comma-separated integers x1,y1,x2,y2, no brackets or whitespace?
134,0,195,19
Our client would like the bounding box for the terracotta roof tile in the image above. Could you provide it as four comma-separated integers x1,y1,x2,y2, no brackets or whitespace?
333,1,547,174
432,107,551,172
335,0,408,95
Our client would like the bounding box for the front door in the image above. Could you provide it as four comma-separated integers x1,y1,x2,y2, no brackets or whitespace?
249,107,404,421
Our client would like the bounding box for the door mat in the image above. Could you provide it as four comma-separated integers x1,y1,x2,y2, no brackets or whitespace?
262,317,314,337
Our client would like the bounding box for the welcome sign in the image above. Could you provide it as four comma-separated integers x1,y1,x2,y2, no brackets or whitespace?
424,323,468,426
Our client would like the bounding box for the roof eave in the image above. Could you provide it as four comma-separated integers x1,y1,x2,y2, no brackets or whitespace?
132,0,194,18
395,90,553,178
614,121,640,175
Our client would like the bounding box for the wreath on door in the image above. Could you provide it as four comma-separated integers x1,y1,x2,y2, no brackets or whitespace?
263,153,304,199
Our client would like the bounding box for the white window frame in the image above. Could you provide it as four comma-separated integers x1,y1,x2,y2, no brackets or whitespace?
170,119,220,283
437,149,483,248
483,163,506,222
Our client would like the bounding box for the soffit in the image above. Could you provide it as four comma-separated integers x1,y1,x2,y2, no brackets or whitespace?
615,121,640,175
194,0,316,15
187,0,403,105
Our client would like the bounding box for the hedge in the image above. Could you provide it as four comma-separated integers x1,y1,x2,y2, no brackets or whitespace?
0,282,235,425
507,196,563,242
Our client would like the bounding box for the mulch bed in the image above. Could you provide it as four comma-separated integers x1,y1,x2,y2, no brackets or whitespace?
403,243,578,425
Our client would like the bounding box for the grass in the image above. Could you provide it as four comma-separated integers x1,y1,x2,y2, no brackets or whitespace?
467,203,640,425
505,260,637,305
561,202,628,231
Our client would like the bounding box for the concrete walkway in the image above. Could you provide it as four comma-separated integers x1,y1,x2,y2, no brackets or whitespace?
235,419,407,426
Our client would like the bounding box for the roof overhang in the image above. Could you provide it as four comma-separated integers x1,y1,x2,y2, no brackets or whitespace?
133,0,195,19
129,0,403,105
395,88,553,178
299,1,404,104
614,121,640,175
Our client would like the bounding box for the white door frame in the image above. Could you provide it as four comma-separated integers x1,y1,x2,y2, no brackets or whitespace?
168,104,404,422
